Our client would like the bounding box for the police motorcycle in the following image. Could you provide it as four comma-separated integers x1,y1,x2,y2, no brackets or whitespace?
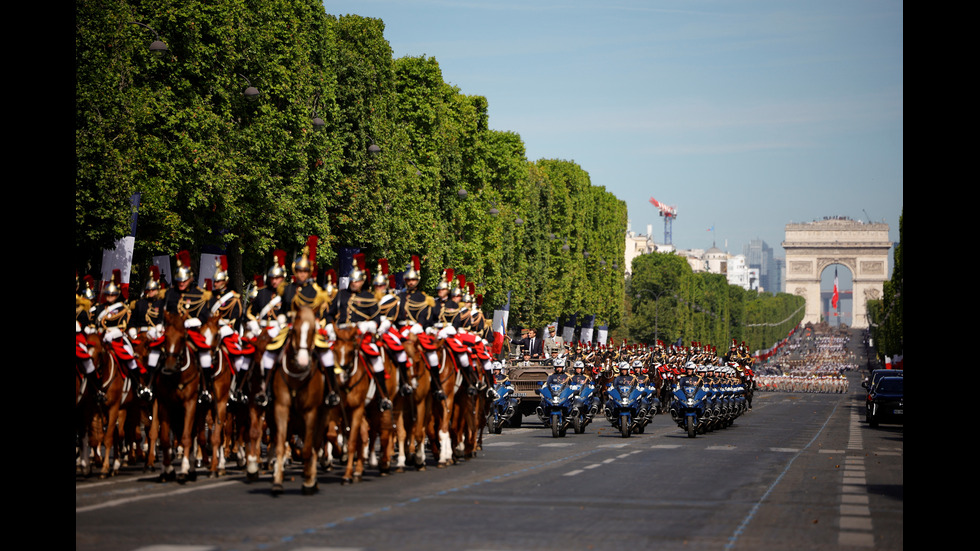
604,362,649,438
535,357,577,438
568,360,600,434
669,363,710,438
486,362,519,434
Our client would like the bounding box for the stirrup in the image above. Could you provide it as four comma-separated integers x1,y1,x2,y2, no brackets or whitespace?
255,392,269,408
380,398,393,412
432,388,446,400
198,390,213,405
325,393,340,407
400,384,414,396
137,386,154,402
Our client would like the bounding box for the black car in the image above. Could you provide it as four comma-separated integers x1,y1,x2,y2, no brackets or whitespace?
866,376,903,427
863,368,903,392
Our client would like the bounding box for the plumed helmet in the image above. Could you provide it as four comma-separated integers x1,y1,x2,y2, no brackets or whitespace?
372,259,390,287
81,275,97,301
213,255,229,283
104,269,123,297
144,265,161,292
349,253,367,283
404,255,421,282
436,269,454,291
293,236,318,274
174,250,193,283
268,250,287,279
461,282,476,303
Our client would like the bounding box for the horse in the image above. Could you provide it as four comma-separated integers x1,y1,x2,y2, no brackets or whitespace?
449,349,488,463
76,332,104,477
240,330,273,481
270,307,327,495
194,316,234,478
424,336,460,468
152,311,203,483
331,323,379,484
92,331,144,479
364,347,399,477
393,333,431,472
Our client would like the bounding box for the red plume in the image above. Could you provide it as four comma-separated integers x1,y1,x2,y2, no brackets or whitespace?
468,282,475,295
306,236,318,276
354,253,366,270
273,249,286,269
412,255,420,272
326,269,337,286
149,265,160,282
219,255,228,271
476,294,484,308
444,268,454,285
379,258,389,275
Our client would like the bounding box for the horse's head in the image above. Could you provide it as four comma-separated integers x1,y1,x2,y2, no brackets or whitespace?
331,322,361,372
160,311,191,375
286,307,319,374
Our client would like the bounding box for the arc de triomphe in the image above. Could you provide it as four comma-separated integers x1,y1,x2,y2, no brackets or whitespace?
782,218,891,329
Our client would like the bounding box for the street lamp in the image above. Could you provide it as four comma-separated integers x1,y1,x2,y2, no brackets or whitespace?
129,22,168,53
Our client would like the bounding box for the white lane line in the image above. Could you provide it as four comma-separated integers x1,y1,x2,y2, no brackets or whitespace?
77,481,239,513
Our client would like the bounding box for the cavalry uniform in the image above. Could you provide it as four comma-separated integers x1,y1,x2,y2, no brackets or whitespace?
76,275,100,397
91,271,144,392
323,253,392,411
208,256,255,402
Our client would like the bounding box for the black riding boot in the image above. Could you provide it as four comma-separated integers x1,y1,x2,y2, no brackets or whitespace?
199,367,215,405
323,365,341,407
429,364,445,400
397,361,414,396
371,369,393,411
256,367,275,408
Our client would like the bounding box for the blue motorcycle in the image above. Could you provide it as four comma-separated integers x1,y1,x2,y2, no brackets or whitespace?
536,379,577,438
569,379,600,434
486,381,519,434
604,381,646,438
669,379,709,438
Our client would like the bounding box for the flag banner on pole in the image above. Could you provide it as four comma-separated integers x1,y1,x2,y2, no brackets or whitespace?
831,267,839,309
153,255,172,288
562,313,577,343
580,314,595,344
596,325,608,345
101,236,135,299
491,291,511,356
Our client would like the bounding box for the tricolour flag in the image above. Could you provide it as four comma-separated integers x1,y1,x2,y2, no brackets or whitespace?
831,268,839,309
491,291,511,356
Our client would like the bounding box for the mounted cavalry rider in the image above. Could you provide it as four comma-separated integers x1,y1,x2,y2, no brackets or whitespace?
395,256,442,399
157,250,214,405
76,274,101,398
246,249,287,407
128,266,164,400
208,255,255,403
422,269,464,399
323,253,393,412
441,276,484,395
372,259,414,397
91,270,145,396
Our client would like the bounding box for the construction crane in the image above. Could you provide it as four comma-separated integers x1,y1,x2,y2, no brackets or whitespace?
649,197,678,245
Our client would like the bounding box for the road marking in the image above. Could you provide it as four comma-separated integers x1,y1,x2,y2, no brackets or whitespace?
563,469,584,477
583,463,602,469
483,441,519,447
770,448,800,453
77,481,238,514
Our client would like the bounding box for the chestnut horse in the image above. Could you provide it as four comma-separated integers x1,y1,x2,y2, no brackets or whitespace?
331,323,381,484
93,332,143,478
393,334,431,472
76,332,104,477
153,312,202,483
195,316,233,478
424,336,460,468
242,330,273,481
270,308,327,495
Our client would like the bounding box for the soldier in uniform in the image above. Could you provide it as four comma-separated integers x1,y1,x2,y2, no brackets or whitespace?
544,323,564,360
372,259,413,396
279,238,330,322
324,253,392,411
128,266,165,400
76,274,101,398
396,257,448,400
91,270,144,392
208,256,255,403
247,250,287,408
160,250,215,404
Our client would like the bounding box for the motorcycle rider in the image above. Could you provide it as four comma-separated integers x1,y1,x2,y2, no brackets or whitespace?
545,356,570,387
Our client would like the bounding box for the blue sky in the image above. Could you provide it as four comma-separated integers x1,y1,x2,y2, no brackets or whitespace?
324,1,903,278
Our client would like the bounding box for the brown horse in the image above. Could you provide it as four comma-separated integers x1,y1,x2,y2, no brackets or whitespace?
195,316,234,478
241,331,273,481
153,312,203,483
93,332,144,479
450,351,488,463
76,332,104,477
393,334,431,471
270,308,327,495
424,338,460,468
331,323,381,484
365,347,399,477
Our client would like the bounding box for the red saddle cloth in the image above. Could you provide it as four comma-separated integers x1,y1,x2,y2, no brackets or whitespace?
381,328,404,352
417,333,438,351
221,332,256,355
360,333,381,357
76,333,91,360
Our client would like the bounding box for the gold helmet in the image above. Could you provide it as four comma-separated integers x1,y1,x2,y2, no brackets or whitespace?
372,258,390,288
267,249,287,280
349,253,367,283
104,269,123,297
174,250,194,283
404,255,421,282
436,268,454,291
144,265,161,293
213,255,229,284
292,236,318,274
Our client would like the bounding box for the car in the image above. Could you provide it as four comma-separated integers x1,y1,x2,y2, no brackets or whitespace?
866,376,903,427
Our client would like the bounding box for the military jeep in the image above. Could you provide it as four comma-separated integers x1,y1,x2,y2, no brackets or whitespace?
504,360,552,427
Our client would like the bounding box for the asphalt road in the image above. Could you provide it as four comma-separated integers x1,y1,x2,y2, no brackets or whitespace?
76,369,902,551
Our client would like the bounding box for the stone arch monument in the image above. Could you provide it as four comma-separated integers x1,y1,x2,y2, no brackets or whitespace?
782,218,891,329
